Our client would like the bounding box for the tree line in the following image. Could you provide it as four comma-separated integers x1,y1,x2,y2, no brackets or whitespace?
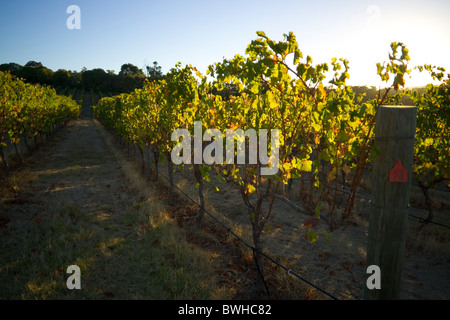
0,61,164,95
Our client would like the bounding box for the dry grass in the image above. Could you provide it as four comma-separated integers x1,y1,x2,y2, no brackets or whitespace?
121,146,334,300
0,120,234,299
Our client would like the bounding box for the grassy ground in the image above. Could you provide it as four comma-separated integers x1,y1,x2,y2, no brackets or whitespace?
0,119,234,299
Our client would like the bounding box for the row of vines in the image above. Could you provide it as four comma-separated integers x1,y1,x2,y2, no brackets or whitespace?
0,71,81,175
93,31,449,286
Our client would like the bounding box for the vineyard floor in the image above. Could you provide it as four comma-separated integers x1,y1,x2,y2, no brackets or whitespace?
0,95,230,299
1,93,449,300
169,156,450,300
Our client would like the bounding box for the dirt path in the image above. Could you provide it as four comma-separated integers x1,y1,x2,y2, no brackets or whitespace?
1,93,129,223
0,94,147,298
0,93,223,299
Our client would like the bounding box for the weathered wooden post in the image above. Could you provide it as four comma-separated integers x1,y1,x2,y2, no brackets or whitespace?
364,105,417,300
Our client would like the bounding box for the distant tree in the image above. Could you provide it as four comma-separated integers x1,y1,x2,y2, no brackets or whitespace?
53,69,71,87
25,61,43,68
17,63,53,85
146,61,164,81
351,85,378,103
119,63,145,77
0,63,22,74
69,71,82,88
81,68,107,90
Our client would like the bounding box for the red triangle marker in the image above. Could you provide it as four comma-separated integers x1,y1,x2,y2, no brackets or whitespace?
389,159,408,183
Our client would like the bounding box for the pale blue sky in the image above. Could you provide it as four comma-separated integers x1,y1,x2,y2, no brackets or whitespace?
0,0,449,86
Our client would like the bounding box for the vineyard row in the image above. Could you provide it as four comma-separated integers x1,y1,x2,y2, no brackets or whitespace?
92,31,449,283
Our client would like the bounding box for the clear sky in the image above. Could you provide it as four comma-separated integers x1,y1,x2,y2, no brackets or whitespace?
1,0,449,87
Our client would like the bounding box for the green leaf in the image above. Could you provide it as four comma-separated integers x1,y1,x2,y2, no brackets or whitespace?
376,63,383,75
256,30,267,38
335,130,350,143
315,201,322,218
216,174,226,184
305,228,318,243
322,228,332,242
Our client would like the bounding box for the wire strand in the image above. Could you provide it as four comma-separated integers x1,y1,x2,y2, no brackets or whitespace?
157,170,340,300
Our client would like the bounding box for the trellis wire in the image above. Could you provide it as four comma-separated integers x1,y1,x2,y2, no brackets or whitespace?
157,171,339,300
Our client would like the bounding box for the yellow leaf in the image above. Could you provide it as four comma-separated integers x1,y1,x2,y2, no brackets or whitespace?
327,169,337,183
341,164,351,175
318,86,327,102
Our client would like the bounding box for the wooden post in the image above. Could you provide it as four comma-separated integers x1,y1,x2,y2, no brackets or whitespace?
364,105,417,300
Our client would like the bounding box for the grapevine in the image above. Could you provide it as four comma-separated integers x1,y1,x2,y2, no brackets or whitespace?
93,31,445,292
0,71,81,175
